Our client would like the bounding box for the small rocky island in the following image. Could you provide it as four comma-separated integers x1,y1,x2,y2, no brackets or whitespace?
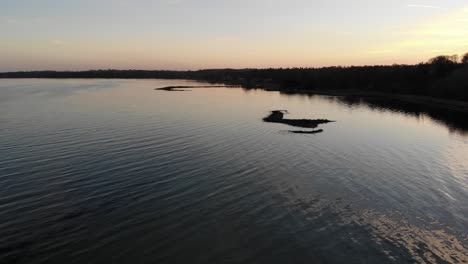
263,110,334,134
155,85,237,91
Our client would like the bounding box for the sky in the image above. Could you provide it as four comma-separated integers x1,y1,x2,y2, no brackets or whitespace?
1,0,468,71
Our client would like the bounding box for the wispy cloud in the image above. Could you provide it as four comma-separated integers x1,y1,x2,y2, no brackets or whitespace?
1,16,54,26
1,16,19,24
407,4,441,9
368,49,395,54
165,0,184,5
367,6,468,61
51,39,67,46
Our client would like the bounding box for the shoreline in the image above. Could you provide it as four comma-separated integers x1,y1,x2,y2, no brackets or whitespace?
242,86,468,114
3,77,468,114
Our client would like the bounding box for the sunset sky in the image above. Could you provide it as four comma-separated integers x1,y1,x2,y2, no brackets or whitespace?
1,0,468,71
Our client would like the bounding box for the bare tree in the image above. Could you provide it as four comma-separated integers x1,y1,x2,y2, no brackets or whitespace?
428,55,458,65
462,53,468,64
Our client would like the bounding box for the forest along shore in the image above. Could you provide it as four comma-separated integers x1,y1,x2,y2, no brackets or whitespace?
2,53,468,112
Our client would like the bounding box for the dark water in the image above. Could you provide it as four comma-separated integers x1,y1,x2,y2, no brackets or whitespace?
0,79,467,263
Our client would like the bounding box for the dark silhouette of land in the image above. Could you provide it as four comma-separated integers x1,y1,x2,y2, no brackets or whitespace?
3,54,466,133
263,110,333,134
157,86,192,91
156,85,238,91
2,53,468,102
263,110,333,128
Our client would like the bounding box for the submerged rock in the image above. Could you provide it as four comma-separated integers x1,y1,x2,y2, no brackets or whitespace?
289,129,324,134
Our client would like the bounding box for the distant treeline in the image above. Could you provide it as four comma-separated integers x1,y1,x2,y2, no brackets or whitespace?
1,53,468,101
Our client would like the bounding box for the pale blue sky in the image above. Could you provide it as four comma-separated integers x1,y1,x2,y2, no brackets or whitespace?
1,0,467,70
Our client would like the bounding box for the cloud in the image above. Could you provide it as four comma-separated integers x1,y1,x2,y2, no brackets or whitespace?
368,49,395,54
367,6,468,61
51,39,67,46
1,16,19,24
165,0,184,5
1,16,54,26
407,4,441,9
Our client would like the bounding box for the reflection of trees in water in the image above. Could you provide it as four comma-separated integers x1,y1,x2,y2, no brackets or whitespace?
279,92,468,135
339,96,468,136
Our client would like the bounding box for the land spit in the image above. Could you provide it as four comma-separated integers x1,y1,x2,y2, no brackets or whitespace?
156,85,238,91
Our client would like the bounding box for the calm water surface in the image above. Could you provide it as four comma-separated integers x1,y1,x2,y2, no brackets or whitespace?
0,79,467,263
